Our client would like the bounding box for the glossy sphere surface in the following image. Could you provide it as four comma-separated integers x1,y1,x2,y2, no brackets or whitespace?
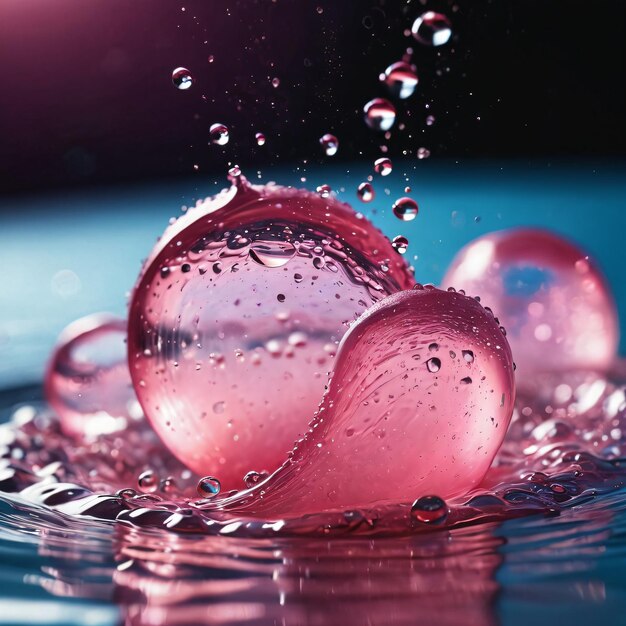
45,314,138,438
219,286,515,516
128,178,414,489
442,229,619,383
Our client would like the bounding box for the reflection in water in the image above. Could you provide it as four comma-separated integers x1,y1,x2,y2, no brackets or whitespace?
113,524,501,626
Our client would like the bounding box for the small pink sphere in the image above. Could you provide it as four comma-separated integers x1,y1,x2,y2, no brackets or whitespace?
127,177,414,489
220,286,516,516
442,229,619,383
45,314,138,438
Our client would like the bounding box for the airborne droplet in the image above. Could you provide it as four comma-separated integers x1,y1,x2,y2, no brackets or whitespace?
319,133,339,156
316,184,332,198
374,157,393,176
411,12,452,47
357,182,375,202
172,67,193,90
363,98,397,132
392,197,419,221
381,61,419,99
209,123,230,146
392,235,409,254
255,132,266,146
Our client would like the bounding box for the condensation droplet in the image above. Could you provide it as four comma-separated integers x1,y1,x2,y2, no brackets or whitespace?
426,357,441,373
249,241,296,268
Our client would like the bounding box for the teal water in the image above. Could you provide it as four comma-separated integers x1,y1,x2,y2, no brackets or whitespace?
0,159,626,625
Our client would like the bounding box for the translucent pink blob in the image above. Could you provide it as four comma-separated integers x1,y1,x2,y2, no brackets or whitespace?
214,286,515,517
45,314,138,439
442,229,619,383
128,176,414,489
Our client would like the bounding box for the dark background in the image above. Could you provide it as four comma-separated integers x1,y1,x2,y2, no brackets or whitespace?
1,0,625,195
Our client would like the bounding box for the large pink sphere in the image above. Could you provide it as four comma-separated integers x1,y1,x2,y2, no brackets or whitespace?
219,286,516,516
127,177,414,489
45,314,138,438
442,229,619,383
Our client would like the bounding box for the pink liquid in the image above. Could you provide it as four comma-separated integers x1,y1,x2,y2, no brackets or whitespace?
126,176,414,489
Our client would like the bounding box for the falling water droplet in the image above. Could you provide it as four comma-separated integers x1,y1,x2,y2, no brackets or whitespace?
172,67,194,90
426,115,436,126
410,495,448,523
426,357,441,373
357,182,375,202
411,12,452,47
374,157,393,176
381,61,419,99
271,77,280,88
197,476,221,497
392,197,419,221
417,147,431,160
319,133,339,156
209,123,229,146
363,98,397,131
392,235,409,254
255,132,266,146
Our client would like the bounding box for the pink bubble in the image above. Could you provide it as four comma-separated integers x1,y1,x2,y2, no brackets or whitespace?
442,229,619,384
45,314,138,439
214,286,515,516
128,176,414,489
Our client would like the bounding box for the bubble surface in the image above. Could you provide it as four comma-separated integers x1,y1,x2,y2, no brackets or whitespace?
127,176,415,489
214,287,515,516
45,314,138,439
411,12,452,47
442,228,619,383
363,98,397,132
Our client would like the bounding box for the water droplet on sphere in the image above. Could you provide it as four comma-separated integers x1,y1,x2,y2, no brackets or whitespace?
363,98,397,131
357,182,375,202
411,12,452,47
462,350,475,364
381,61,418,99
319,133,339,156
197,476,221,497
249,240,296,268
392,235,409,254
138,470,157,493
426,357,441,373
172,67,193,90
374,157,393,176
209,123,229,146
411,495,448,523
392,197,419,221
